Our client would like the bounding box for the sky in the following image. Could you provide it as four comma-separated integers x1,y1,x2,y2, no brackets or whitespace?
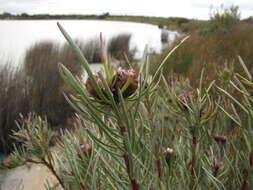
0,0,252,20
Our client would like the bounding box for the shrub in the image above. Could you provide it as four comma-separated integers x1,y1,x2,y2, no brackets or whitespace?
210,5,240,25
8,24,253,189
201,5,241,35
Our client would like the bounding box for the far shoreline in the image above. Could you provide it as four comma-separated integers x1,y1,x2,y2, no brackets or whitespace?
0,13,202,32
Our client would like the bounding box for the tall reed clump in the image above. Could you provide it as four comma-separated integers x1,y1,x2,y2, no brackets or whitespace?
74,38,101,63
107,33,135,66
7,23,253,189
23,41,83,126
0,64,29,154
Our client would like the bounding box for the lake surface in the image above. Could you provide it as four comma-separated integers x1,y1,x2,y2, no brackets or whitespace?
0,20,179,64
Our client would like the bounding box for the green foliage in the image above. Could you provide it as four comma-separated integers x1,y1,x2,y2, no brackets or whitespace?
6,23,253,190
202,5,241,35
98,12,110,19
210,5,240,25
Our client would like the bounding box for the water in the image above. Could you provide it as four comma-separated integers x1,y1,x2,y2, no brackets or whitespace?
0,20,179,63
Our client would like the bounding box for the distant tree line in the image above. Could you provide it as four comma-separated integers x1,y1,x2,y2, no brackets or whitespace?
0,12,112,19
0,12,195,33
0,12,117,20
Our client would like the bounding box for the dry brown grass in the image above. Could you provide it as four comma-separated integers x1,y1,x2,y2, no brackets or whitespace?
155,25,253,87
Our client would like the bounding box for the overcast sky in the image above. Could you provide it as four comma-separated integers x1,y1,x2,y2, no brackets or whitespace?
0,0,252,20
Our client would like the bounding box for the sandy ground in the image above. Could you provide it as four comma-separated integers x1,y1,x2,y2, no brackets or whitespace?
0,164,60,190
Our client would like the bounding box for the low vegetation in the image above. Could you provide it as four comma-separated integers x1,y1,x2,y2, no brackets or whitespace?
1,4,253,189
5,23,253,190
151,5,253,87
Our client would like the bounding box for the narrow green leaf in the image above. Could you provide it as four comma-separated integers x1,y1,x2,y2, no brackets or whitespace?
216,86,248,114
57,22,109,103
238,56,251,80
152,35,190,81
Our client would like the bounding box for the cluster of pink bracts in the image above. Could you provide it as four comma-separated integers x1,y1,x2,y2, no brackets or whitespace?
86,68,138,102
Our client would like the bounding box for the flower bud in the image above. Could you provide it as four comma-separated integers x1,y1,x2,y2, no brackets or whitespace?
212,160,223,177
85,75,104,100
164,147,174,167
85,67,138,103
80,143,92,157
213,135,227,144
111,68,138,100
177,91,193,111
